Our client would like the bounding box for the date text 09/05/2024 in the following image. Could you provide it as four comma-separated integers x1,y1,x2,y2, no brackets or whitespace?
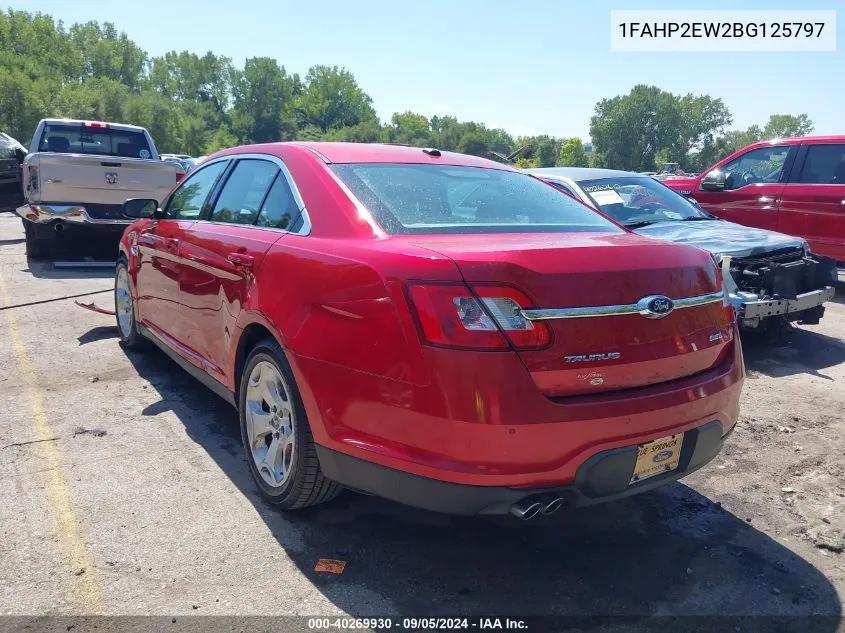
307,618,528,630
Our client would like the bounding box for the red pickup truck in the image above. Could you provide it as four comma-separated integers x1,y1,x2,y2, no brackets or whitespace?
662,136,845,264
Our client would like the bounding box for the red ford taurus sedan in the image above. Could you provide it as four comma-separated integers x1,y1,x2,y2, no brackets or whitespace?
115,142,743,520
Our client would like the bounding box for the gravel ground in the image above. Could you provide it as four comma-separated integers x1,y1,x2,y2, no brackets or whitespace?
0,211,843,630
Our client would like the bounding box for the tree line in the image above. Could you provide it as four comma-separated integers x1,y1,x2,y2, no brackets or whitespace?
0,9,815,171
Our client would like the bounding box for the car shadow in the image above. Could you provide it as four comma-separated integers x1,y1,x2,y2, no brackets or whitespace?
121,345,841,624
77,326,119,345
741,325,845,380
22,258,115,280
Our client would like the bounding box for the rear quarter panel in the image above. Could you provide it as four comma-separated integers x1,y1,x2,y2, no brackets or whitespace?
230,236,463,390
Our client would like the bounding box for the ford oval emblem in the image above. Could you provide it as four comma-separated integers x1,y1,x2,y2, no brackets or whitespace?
652,450,674,463
637,295,675,319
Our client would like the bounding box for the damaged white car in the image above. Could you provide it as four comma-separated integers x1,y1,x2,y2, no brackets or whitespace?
529,167,837,333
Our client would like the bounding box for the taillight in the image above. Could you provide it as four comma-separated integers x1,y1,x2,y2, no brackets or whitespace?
406,283,551,351
175,171,185,183
28,165,39,193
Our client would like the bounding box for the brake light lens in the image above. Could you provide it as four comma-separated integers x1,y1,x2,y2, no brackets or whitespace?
175,171,185,183
28,165,39,193
406,284,551,350
82,121,110,128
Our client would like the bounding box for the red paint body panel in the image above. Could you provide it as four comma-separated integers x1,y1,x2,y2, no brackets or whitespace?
778,184,845,262
663,136,845,262
118,142,744,496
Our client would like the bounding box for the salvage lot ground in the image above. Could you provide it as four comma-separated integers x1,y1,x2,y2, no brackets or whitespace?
1,210,844,623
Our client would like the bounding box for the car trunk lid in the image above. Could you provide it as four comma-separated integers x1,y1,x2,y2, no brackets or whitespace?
410,233,733,397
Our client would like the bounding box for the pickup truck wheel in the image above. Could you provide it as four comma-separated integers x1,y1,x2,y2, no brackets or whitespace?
23,221,51,260
239,338,341,510
114,261,146,349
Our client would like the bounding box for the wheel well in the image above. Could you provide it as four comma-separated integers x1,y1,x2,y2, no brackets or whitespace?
234,323,277,397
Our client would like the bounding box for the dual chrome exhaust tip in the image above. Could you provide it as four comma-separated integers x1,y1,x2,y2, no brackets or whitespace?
509,495,566,520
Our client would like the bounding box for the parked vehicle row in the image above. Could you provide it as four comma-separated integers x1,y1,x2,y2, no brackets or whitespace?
15,118,180,259
113,142,743,518
662,136,845,264
529,167,837,332
9,117,840,520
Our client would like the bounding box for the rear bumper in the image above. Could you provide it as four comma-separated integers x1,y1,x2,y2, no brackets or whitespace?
317,420,731,515
16,203,132,226
292,332,744,494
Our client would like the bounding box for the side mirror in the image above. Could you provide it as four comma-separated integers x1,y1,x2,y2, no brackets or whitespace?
123,198,159,219
700,170,726,192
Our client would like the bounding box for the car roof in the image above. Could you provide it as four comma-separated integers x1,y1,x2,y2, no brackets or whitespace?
526,167,639,181
215,142,515,169
743,135,845,148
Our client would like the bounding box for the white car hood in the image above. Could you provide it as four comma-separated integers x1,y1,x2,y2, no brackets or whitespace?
636,219,806,258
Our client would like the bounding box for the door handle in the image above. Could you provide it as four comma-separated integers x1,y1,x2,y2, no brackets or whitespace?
227,253,254,268
164,237,179,249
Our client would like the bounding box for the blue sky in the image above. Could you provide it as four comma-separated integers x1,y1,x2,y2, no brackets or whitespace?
10,0,844,140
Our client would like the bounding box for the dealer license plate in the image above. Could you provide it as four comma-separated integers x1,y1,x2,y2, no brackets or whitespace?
630,433,684,484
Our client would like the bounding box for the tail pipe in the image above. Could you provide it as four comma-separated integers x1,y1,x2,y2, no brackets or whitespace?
509,495,567,520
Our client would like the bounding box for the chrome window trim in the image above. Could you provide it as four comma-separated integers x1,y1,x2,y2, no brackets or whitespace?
182,153,311,236
520,291,725,321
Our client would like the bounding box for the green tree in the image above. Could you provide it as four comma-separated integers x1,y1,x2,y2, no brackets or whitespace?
762,114,814,139
294,65,377,132
230,57,297,143
590,85,685,171
534,137,558,167
556,137,589,167
387,111,431,146
457,132,489,156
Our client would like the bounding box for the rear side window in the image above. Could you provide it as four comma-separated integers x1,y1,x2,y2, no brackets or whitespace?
163,161,227,220
256,174,300,230
39,124,152,159
331,164,622,235
796,144,845,184
210,160,279,225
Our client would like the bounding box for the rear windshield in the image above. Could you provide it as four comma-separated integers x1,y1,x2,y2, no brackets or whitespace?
38,124,153,159
331,164,623,235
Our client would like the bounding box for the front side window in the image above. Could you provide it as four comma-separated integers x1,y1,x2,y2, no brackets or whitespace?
722,146,790,190
39,124,153,159
209,159,279,225
163,161,227,220
577,176,711,229
796,144,845,184
331,164,622,235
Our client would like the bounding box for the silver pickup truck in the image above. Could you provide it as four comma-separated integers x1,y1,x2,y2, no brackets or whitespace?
16,118,179,259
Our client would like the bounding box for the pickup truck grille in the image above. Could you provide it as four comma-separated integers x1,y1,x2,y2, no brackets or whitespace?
730,247,834,298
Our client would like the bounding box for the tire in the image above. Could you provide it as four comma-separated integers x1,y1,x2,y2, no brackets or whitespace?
23,220,51,260
114,259,147,350
239,337,340,509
